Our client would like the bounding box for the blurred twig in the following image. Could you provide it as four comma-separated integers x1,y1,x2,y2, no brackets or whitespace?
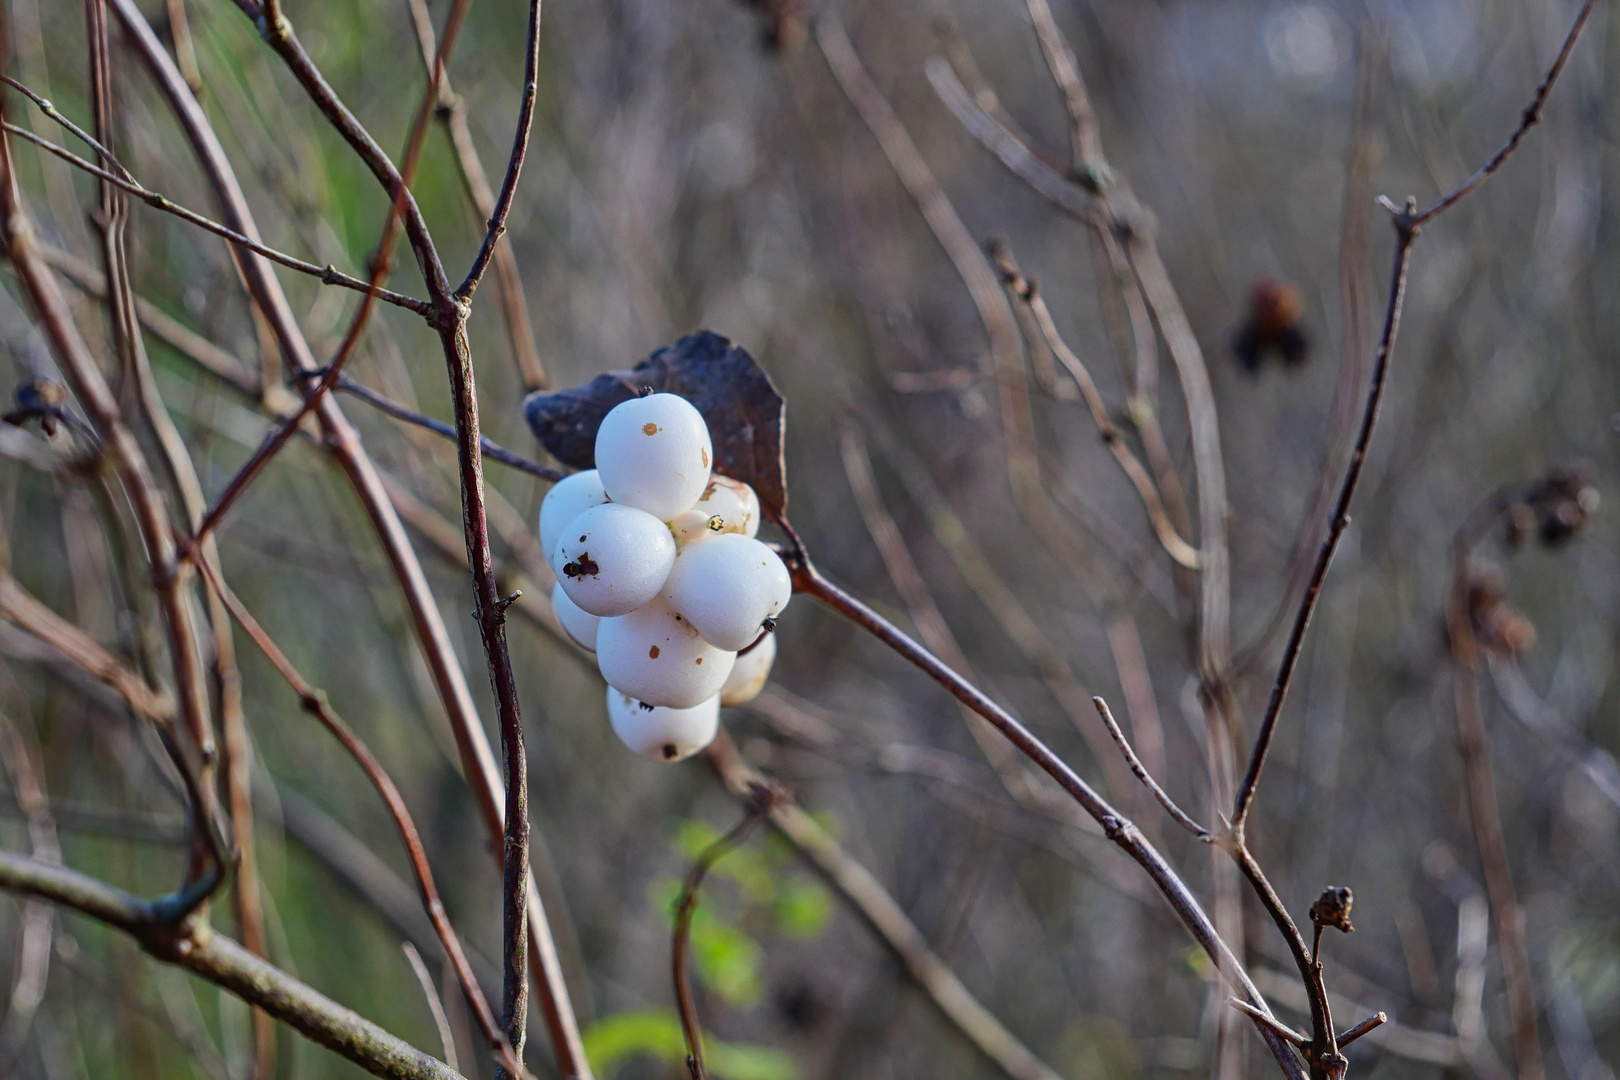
193,557,525,1079
705,733,1068,1080
783,539,1307,1080
671,783,775,1080
402,0,546,390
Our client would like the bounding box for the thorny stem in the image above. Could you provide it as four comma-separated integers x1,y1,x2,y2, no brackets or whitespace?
672,785,775,1080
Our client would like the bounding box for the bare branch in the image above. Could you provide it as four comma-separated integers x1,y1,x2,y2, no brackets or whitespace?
401,0,545,389
1411,0,1599,225
0,849,465,1080
1233,228,1417,828
989,241,1199,570
193,558,524,1078
455,0,543,302
787,548,1306,1080
1092,697,1209,841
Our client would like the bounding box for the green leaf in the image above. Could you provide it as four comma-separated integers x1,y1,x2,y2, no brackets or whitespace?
673,820,776,905
692,911,764,1007
581,1011,686,1076
772,878,833,939
581,1010,797,1080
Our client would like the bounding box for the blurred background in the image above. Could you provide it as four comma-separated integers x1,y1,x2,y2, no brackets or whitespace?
0,0,1616,1078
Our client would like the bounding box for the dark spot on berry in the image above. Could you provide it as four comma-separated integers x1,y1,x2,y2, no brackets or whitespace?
562,553,599,578
649,645,660,659
642,422,659,436
695,657,703,664
579,534,587,542
662,743,679,759
701,449,709,468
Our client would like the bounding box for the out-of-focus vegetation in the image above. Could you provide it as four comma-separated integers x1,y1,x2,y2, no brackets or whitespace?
0,1,1616,1079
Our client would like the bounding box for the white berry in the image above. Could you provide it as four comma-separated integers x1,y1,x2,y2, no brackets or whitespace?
539,470,610,576
554,503,676,617
669,474,761,545
594,393,713,520
720,633,776,706
596,595,736,708
549,587,600,652
663,534,792,651
606,687,719,762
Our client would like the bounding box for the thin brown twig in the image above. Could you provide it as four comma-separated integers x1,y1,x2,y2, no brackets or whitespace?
1338,1013,1387,1048
0,119,431,315
403,942,462,1077
1229,998,1308,1048
0,88,223,922
226,4,565,1068
0,848,466,1080
786,546,1306,1079
330,375,562,480
1236,0,1598,829
672,785,775,1080
1410,0,1598,225
1232,225,1416,829
1092,697,1209,841
82,9,271,1067
705,732,1068,1080
989,241,1199,570
401,0,546,389
454,0,542,303
186,0,471,551
192,557,526,1079
105,17,582,1073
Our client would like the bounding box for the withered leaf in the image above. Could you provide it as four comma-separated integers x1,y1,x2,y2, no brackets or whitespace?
523,331,788,517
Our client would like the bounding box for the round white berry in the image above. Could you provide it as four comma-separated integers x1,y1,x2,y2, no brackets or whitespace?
596,595,735,708
669,474,761,546
594,393,713,520
606,687,719,763
549,587,600,652
663,534,792,651
554,503,676,617
539,470,610,576
720,633,776,707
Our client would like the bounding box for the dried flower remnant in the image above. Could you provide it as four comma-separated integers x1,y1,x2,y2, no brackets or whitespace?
1505,466,1600,549
1465,567,1536,659
1234,278,1310,372
1309,886,1355,935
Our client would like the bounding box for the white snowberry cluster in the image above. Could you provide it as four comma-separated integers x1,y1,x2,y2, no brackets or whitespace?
542,393,790,763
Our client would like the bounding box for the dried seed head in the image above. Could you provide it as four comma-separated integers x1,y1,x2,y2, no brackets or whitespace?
1310,886,1355,934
